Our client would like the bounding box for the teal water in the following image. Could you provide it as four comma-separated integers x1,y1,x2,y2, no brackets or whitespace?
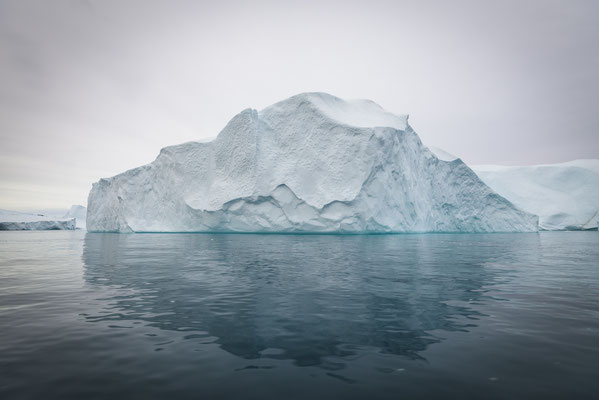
1,231,598,399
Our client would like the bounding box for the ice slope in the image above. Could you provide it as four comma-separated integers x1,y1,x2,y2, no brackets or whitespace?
87,93,537,233
0,209,76,230
472,160,599,230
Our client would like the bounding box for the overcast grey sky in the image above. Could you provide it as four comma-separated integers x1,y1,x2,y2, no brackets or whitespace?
1,0,598,210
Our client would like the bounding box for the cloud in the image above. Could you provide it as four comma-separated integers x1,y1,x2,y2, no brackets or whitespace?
1,0,598,210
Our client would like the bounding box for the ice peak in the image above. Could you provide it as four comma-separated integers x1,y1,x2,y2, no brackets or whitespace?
260,92,408,131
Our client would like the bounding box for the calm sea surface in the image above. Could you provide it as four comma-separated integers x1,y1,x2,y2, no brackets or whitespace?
1,231,598,399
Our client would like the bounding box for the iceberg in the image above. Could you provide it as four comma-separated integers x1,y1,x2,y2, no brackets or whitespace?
0,209,76,231
63,205,87,229
472,160,599,230
87,93,537,233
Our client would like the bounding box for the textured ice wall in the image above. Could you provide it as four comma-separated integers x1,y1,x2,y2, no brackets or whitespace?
87,93,538,233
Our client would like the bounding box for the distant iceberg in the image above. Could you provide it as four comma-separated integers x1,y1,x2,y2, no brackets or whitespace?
472,160,599,230
87,93,538,233
63,205,87,229
0,209,76,231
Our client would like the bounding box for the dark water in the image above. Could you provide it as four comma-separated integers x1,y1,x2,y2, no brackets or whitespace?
1,231,598,399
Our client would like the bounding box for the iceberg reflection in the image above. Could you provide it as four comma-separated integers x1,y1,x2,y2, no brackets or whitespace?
82,233,528,367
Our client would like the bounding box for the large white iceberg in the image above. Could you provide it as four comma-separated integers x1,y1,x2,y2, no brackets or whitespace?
472,160,599,230
0,209,76,230
87,93,537,233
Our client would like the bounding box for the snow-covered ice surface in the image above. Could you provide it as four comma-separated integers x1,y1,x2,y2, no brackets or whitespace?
87,93,537,233
0,209,76,230
472,160,599,230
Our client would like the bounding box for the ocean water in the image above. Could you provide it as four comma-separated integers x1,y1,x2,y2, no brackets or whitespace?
0,231,598,399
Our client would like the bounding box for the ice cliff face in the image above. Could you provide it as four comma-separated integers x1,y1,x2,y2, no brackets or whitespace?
87,93,538,233
472,160,599,230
